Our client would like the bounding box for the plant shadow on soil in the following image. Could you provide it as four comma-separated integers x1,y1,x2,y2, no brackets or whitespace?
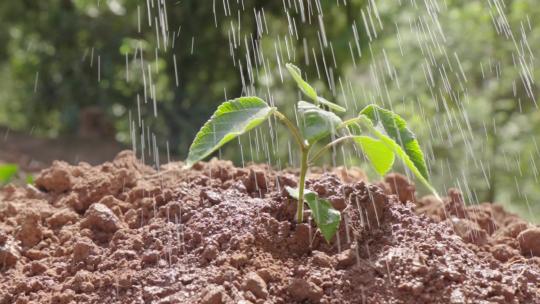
0,151,539,303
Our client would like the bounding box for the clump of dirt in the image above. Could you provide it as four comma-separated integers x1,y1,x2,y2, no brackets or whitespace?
412,183,539,262
0,151,538,303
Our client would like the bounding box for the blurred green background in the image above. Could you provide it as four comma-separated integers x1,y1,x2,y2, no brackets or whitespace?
0,0,539,222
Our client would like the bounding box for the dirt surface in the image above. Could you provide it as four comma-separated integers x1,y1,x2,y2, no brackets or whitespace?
0,151,539,303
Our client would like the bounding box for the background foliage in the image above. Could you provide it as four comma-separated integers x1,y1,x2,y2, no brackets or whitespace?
0,0,539,221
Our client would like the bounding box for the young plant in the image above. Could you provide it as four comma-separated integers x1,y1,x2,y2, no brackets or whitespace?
186,63,437,242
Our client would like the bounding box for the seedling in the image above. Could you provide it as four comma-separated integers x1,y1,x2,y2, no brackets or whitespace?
186,63,437,242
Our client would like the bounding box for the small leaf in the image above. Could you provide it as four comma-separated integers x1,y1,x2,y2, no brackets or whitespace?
360,105,429,180
354,136,395,176
317,97,346,113
285,186,341,243
186,97,276,167
298,101,343,144
305,192,341,243
0,164,18,185
26,174,34,185
285,63,318,101
285,63,346,113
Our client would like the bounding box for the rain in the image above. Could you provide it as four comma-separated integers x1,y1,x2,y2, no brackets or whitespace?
0,0,539,302
103,0,540,223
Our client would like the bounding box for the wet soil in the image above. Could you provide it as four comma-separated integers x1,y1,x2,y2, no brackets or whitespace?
0,151,539,303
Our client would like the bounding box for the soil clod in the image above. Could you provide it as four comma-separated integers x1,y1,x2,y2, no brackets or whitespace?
518,227,540,257
288,278,324,303
81,203,123,233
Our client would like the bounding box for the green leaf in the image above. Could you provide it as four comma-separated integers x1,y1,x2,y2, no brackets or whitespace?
297,101,343,144
360,105,429,180
305,192,341,243
285,63,346,113
358,115,439,197
285,63,318,101
285,186,341,243
0,164,18,185
354,136,395,176
317,97,346,113
186,97,276,167
26,174,34,185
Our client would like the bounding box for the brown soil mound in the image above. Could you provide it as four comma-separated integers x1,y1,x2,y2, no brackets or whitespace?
0,151,539,303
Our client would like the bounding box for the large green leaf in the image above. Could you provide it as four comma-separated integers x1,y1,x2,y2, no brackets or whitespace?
285,63,345,112
354,136,395,176
358,115,438,197
286,186,341,243
360,105,429,180
297,101,343,144
0,164,18,185
186,97,276,167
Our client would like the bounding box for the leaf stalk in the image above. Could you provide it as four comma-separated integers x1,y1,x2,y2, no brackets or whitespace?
273,111,307,151
297,148,310,223
309,135,360,165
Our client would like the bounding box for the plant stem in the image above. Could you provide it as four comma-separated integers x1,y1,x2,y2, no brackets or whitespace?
339,117,363,129
297,148,310,223
309,135,359,165
272,110,311,222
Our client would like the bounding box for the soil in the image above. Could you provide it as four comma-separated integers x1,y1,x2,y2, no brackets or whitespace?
0,151,539,303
